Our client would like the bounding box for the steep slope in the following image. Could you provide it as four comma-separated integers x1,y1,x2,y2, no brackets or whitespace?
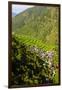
12,6,59,49
12,5,60,84
12,6,49,32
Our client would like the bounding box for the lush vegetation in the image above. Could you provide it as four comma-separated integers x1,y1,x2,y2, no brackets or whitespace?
11,34,55,86
11,6,59,87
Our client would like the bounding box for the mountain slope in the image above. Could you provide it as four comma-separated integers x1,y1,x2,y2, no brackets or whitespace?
12,6,59,50
12,6,60,85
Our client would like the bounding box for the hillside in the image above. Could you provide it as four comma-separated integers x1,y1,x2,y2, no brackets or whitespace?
11,6,60,86
12,6,59,47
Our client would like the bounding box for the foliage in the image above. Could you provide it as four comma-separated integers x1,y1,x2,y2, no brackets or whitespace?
11,6,59,86
11,34,56,86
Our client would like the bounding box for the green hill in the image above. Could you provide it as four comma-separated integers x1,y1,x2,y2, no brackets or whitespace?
12,6,60,85
12,6,59,46
12,5,59,64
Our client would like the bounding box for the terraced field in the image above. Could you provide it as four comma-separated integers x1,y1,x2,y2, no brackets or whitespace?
11,5,60,87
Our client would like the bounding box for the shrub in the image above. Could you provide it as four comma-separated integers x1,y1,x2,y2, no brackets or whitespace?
11,33,55,86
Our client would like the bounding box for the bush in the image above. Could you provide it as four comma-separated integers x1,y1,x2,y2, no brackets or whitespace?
11,33,55,86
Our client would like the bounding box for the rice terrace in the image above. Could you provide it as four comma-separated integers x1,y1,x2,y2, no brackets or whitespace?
8,2,60,88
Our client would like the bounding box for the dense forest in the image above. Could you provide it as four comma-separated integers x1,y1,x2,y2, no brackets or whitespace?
11,6,60,87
